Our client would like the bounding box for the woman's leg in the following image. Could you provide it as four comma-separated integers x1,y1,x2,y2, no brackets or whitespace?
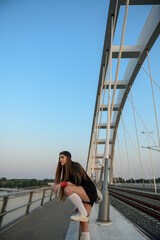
80,203,92,231
64,186,90,202
80,203,92,240
64,187,92,239
64,186,89,217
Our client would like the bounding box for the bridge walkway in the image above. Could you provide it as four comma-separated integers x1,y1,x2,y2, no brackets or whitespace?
0,197,73,240
89,204,147,240
0,196,149,240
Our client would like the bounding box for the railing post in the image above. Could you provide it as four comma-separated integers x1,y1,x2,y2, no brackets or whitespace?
26,192,33,214
41,189,45,206
0,196,9,230
49,189,53,201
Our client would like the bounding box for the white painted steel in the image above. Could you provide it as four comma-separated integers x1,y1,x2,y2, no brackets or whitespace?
140,65,160,89
146,133,157,193
110,0,130,122
112,45,140,58
87,0,160,196
147,50,160,146
130,88,144,182
100,104,120,111
121,113,134,181
110,5,160,180
103,80,128,89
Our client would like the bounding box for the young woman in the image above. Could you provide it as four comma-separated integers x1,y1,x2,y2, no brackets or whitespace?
52,151,98,240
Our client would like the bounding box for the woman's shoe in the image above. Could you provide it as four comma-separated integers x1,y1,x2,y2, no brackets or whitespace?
70,212,89,222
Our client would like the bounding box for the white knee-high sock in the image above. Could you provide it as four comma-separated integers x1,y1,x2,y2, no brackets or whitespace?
81,232,90,240
67,193,87,216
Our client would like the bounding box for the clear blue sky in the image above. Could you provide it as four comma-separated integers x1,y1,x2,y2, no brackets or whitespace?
0,0,159,179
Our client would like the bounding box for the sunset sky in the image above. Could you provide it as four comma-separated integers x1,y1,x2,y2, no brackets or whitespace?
0,0,159,180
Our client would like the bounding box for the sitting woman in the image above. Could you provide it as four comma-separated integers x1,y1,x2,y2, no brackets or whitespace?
52,151,98,240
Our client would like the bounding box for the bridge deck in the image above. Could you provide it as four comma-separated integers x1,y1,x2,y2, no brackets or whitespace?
0,197,149,240
89,204,147,240
0,197,73,240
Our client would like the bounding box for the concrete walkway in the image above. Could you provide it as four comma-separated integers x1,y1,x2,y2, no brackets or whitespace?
0,197,73,240
89,204,148,240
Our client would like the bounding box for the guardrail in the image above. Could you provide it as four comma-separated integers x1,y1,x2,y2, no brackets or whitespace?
0,187,55,231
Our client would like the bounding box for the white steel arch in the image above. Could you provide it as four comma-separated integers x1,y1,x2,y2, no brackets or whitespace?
87,0,160,187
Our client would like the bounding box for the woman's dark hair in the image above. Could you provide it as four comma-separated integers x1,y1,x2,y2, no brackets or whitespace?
55,157,87,201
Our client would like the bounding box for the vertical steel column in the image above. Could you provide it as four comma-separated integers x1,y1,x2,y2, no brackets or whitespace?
97,15,113,224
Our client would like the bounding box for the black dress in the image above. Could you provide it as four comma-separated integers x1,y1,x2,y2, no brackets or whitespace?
68,161,98,206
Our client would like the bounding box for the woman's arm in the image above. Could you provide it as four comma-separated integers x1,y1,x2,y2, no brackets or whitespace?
52,183,61,193
52,181,76,193
67,181,76,186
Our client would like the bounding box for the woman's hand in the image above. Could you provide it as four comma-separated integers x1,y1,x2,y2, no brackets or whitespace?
52,184,61,193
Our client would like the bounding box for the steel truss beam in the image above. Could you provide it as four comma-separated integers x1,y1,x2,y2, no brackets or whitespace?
111,5,160,182
87,1,160,184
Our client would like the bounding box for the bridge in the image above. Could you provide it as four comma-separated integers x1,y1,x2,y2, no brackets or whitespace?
0,0,160,239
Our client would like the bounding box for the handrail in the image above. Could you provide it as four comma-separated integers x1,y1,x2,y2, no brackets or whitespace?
0,187,55,231
0,186,52,198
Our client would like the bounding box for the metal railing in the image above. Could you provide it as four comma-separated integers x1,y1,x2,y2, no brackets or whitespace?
0,187,55,231
109,183,160,193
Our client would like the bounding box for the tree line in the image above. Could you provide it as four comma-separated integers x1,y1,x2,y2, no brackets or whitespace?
0,177,54,189
1,177,160,189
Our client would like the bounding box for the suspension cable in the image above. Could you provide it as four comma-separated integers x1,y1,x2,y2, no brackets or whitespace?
140,64,160,89
97,16,114,174
88,48,109,176
95,0,119,186
123,121,138,155
110,0,130,121
120,122,151,181
127,95,159,149
117,135,126,182
95,56,110,160
94,4,119,162
147,134,157,193
147,49,160,146
91,130,97,176
114,153,118,186
117,135,129,174
114,154,122,185
121,113,135,182
130,87,144,183
89,60,108,176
